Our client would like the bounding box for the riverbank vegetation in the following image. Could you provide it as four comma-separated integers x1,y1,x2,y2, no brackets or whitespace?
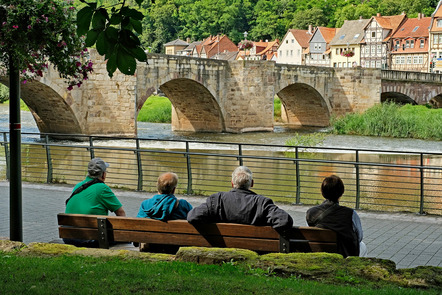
0,85,8,104
137,95,172,123
331,103,442,141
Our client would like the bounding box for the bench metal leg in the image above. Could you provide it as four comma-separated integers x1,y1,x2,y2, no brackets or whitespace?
279,235,290,253
97,217,110,249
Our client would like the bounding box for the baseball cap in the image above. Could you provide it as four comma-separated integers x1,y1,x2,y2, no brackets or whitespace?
88,158,109,177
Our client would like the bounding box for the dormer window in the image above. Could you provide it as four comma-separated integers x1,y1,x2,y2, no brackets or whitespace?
371,32,376,38
420,39,424,48
339,35,345,40
354,34,360,39
412,26,419,32
438,19,442,27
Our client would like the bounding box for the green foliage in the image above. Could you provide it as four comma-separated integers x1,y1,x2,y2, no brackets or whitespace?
77,1,438,52
76,0,147,77
137,95,172,123
286,132,326,148
0,84,8,104
331,103,442,140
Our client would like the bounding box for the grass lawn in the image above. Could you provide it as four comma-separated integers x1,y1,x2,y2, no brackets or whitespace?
0,253,438,295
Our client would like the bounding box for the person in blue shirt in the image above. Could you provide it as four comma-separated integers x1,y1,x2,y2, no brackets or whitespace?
137,172,192,221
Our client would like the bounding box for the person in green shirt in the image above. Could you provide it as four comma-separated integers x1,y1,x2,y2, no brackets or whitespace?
64,158,126,247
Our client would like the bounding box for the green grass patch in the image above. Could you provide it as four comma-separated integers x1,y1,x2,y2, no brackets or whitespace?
137,95,172,123
274,97,282,121
331,103,442,140
1,253,438,294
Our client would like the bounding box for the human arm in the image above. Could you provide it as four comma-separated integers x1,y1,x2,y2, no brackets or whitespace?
263,199,293,230
115,207,126,216
352,210,363,243
186,197,213,223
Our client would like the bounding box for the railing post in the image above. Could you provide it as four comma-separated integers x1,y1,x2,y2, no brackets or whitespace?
295,147,301,204
185,141,193,194
355,150,360,210
3,132,10,180
419,153,425,215
89,136,95,159
136,138,143,191
238,144,243,166
45,135,53,183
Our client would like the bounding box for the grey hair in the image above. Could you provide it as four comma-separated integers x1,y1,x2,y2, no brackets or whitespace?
232,166,253,189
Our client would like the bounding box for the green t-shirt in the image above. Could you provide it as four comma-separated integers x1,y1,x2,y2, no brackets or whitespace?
65,176,122,215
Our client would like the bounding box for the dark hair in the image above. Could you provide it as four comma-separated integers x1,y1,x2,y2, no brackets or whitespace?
321,175,344,202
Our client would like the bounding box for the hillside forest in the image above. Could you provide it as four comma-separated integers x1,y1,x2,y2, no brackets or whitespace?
79,0,438,53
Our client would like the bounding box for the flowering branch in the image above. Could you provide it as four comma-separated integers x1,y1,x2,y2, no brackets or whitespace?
238,40,254,51
341,50,354,58
0,0,92,90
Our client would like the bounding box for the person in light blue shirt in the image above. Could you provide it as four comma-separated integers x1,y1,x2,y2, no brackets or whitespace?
137,172,192,221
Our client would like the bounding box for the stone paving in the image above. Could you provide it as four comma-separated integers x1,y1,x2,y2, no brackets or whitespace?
1,181,441,269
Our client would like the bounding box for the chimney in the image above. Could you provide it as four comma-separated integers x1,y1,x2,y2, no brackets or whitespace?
418,13,422,20
377,13,381,17
186,37,191,43
360,16,363,20
308,24,313,34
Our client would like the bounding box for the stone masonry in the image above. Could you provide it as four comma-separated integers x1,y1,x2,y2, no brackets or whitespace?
1,51,441,135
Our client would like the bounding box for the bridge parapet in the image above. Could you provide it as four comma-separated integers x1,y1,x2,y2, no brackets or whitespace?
382,70,442,83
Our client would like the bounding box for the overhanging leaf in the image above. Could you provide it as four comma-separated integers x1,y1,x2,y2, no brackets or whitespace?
76,6,95,36
117,50,137,75
96,31,111,55
85,29,100,47
130,19,142,34
106,51,118,77
92,8,108,30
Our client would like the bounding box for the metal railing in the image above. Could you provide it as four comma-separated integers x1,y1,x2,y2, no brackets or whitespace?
1,132,441,215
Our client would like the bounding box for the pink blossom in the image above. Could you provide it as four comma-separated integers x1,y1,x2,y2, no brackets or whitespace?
22,80,27,84
27,25,32,29
12,25,18,29
67,85,73,91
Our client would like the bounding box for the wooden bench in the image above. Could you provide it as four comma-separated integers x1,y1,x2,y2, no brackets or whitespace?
57,213,338,254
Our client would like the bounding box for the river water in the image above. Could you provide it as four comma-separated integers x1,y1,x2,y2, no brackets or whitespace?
0,104,440,152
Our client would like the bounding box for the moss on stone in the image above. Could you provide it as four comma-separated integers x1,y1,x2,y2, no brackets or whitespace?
0,239,26,253
20,242,78,256
176,247,259,264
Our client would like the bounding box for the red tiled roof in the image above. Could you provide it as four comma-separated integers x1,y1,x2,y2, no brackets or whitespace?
392,17,431,38
289,29,312,48
316,27,338,43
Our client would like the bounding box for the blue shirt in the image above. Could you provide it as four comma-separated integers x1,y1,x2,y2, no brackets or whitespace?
136,194,192,221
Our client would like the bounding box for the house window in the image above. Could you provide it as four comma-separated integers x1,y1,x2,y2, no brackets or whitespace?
437,19,442,27
418,56,423,64
395,56,400,64
435,35,439,44
297,49,300,56
371,46,375,54
377,45,381,53
400,56,405,64
314,43,318,50
339,34,345,40
279,50,282,57
291,39,294,43
371,31,376,38
376,61,381,68
338,62,341,67
405,40,410,48
336,48,339,55
318,44,322,50
410,40,414,48
413,56,418,64
420,40,424,48
407,56,412,64
290,50,293,56
286,40,288,44
371,61,376,67
365,47,369,54
286,50,289,57
395,41,400,50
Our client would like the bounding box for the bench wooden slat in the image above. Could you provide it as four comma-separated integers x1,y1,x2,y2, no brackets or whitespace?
112,230,280,252
58,213,102,228
289,227,337,242
58,227,99,240
106,217,280,239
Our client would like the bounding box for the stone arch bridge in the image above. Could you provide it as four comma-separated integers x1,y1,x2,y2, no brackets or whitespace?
1,51,441,136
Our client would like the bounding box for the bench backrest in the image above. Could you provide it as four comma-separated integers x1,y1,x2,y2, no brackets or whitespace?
57,213,337,253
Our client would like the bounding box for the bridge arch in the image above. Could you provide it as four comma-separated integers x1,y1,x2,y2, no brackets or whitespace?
142,78,225,132
0,79,82,134
381,92,417,105
277,83,331,127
